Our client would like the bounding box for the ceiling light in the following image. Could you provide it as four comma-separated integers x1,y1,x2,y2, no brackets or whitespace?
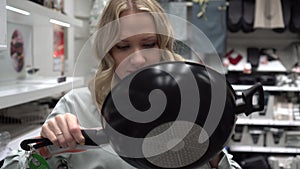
49,19,70,28
6,6,30,15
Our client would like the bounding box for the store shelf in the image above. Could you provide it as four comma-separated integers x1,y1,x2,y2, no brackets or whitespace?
236,118,300,126
229,145,300,154
232,84,300,92
228,60,287,73
6,0,83,27
0,126,41,161
0,76,84,109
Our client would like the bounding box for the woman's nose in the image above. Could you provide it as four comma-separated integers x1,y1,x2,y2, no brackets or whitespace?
130,49,146,67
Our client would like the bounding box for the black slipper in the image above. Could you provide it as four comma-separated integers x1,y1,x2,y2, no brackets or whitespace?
274,0,292,33
247,47,260,70
290,0,300,33
227,0,243,32
242,0,255,33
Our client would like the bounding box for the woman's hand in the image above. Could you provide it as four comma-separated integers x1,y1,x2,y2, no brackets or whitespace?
41,113,85,149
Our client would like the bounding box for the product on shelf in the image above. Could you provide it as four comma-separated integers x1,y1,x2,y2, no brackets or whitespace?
89,0,109,35
10,29,24,73
29,0,44,6
0,131,11,152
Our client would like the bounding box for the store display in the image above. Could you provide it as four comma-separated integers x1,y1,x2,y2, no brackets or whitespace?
260,48,278,61
0,0,84,164
232,125,243,142
53,25,64,73
290,0,300,33
243,62,252,74
242,0,255,33
0,103,50,124
53,0,64,13
238,75,256,85
89,0,109,35
285,131,300,147
268,156,296,169
226,49,243,65
276,74,298,87
231,126,264,146
277,43,299,72
293,104,300,121
0,22,33,82
274,102,294,121
266,128,285,147
29,0,64,13
192,0,227,54
249,129,265,145
254,0,284,29
273,0,292,33
240,156,270,169
259,75,277,86
226,0,242,32
291,156,300,169
10,30,24,73
265,95,274,118
247,47,260,69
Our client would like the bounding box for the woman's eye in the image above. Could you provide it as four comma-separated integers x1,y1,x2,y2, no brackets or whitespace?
116,45,130,50
143,43,156,48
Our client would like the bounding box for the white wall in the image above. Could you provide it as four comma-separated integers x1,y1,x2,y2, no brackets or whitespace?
0,0,7,50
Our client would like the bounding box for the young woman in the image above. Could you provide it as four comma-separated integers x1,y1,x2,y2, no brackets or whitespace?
1,0,241,168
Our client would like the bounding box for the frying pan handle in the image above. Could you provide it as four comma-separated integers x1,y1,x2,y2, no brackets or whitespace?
20,129,108,151
235,82,264,116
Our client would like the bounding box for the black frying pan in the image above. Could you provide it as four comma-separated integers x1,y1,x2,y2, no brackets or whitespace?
21,61,264,168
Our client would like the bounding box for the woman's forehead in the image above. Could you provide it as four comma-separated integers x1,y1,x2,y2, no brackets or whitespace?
118,12,157,40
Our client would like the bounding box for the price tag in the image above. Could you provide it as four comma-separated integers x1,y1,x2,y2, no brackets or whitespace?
29,153,50,169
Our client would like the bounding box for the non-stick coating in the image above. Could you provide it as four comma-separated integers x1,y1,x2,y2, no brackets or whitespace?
101,61,236,169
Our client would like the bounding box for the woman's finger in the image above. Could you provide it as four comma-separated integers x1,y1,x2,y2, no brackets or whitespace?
65,113,85,144
41,124,59,147
47,117,68,148
55,114,77,149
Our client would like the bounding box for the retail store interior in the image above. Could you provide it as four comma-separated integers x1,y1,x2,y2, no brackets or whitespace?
1,0,300,168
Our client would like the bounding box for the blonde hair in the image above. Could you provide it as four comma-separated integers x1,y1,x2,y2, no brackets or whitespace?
90,0,184,110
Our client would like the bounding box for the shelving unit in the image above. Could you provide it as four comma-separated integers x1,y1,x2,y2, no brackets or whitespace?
0,76,84,161
0,77,84,109
225,16,300,167
230,145,300,154
230,76,300,158
236,118,300,126
0,1,87,163
227,60,287,73
6,0,83,27
232,84,300,92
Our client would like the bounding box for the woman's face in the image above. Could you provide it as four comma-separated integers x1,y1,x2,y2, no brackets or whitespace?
110,11,161,79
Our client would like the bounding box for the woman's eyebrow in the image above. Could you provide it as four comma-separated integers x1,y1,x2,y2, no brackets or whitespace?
117,36,157,42
117,39,129,43
141,36,157,41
